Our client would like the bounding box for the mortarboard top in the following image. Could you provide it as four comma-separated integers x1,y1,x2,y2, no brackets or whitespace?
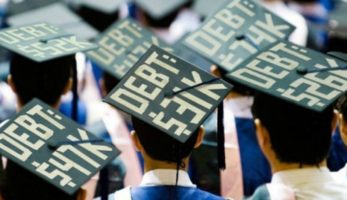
86,17,173,80
133,0,189,19
192,0,227,18
6,0,59,16
226,40,347,112
6,3,99,40
0,22,97,62
104,45,233,143
0,98,120,194
184,0,295,73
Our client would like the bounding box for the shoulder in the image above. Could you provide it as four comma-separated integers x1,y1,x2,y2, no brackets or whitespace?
245,184,296,200
245,185,270,200
331,164,347,182
131,186,225,200
192,188,226,200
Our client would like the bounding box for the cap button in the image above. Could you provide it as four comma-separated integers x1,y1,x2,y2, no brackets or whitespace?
296,66,308,75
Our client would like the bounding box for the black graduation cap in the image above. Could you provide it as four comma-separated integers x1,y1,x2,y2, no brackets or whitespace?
226,40,347,112
6,0,59,15
184,0,295,73
86,17,173,80
172,40,214,72
6,2,99,40
133,0,189,19
103,45,233,168
0,98,120,195
0,22,97,62
0,22,97,121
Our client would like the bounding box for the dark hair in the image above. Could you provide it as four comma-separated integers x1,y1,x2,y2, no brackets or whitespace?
77,6,119,32
252,93,334,165
139,7,180,28
0,161,78,200
10,53,74,105
102,71,120,94
131,116,199,163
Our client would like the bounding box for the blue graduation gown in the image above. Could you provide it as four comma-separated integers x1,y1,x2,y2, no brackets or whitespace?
130,186,224,200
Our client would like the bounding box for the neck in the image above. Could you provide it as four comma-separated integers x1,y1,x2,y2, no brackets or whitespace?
143,153,189,173
271,159,327,174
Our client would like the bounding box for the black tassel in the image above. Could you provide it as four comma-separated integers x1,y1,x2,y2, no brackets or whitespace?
100,167,109,200
217,103,226,170
71,59,78,122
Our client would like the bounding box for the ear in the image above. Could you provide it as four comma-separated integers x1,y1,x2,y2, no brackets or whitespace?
76,189,87,200
62,78,73,95
331,109,339,132
210,65,221,78
194,126,205,148
131,131,144,152
7,75,16,93
254,119,270,152
338,113,347,146
99,78,107,97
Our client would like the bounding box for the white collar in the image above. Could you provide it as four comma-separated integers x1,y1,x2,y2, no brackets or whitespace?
272,167,333,186
140,169,196,187
224,97,254,118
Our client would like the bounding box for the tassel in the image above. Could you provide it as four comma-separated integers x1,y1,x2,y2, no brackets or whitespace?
217,102,226,170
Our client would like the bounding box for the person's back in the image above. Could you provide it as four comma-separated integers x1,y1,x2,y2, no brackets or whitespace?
0,53,82,200
98,46,232,200
247,93,347,200
110,117,225,200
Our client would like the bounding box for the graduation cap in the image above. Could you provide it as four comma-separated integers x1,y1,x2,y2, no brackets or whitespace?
192,0,227,19
86,17,173,80
0,22,97,62
133,0,189,19
172,41,213,72
6,0,59,15
103,45,233,169
6,2,99,40
0,98,120,194
184,0,295,73
226,40,347,112
0,22,97,121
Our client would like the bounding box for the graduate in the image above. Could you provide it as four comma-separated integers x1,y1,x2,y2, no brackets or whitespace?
0,22,110,200
98,46,232,200
226,40,347,199
183,0,296,196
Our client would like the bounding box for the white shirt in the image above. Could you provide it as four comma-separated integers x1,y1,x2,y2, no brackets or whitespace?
140,169,196,187
269,167,347,200
95,170,196,200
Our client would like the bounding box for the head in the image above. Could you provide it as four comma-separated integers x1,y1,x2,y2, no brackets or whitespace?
8,54,74,107
0,161,85,200
130,116,204,168
252,93,336,169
